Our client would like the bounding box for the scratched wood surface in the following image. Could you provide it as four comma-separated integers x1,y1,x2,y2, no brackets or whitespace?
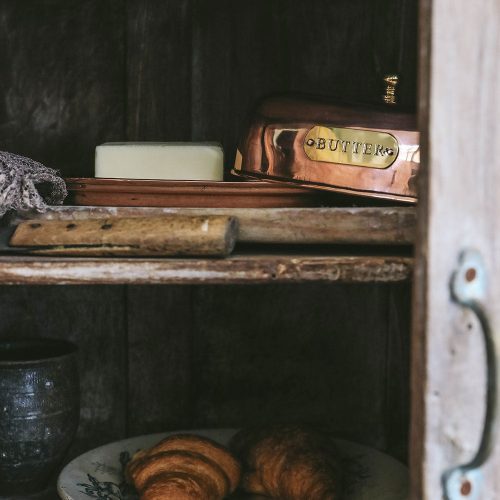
26,205,417,245
0,0,416,482
0,254,413,285
411,0,500,498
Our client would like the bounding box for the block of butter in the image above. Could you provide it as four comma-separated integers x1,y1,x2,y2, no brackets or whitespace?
95,142,224,181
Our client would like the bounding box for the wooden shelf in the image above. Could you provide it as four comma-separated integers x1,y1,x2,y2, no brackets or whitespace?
0,253,412,285
0,206,415,284
22,205,417,245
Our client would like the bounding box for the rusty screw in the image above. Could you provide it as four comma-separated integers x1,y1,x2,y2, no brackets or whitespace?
465,267,477,282
460,479,472,496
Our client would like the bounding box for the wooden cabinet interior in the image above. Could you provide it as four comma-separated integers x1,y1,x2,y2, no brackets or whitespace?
0,0,418,474
0,283,411,464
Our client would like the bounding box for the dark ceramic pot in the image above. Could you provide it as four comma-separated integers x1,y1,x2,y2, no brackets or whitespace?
0,339,79,496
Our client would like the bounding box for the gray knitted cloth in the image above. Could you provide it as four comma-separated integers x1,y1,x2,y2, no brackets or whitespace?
0,151,67,217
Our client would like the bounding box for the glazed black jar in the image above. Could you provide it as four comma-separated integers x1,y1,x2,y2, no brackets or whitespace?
0,339,79,496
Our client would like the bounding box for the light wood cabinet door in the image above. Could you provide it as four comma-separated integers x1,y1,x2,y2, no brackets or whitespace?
412,0,500,498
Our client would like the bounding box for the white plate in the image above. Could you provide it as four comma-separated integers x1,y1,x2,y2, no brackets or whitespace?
57,429,408,500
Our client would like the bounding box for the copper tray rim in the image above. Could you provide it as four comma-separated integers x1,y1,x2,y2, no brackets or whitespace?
63,177,330,208
230,170,417,204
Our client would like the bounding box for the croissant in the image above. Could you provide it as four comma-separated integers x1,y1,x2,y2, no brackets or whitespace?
230,424,342,499
139,471,215,500
126,434,241,500
146,434,241,492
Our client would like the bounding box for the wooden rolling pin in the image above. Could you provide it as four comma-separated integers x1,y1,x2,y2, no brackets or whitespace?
8,215,238,257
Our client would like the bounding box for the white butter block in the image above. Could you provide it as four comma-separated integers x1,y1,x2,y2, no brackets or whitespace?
95,142,224,181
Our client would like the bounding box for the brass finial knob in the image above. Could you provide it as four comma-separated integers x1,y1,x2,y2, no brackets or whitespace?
383,75,399,105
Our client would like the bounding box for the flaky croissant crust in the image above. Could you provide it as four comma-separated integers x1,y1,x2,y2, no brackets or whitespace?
230,424,342,500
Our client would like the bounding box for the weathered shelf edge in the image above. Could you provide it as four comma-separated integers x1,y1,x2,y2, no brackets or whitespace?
26,205,417,245
0,255,413,285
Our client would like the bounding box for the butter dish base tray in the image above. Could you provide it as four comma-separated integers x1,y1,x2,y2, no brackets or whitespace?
64,178,334,209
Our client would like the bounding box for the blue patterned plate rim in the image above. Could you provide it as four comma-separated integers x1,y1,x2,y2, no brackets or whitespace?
57,428,409,500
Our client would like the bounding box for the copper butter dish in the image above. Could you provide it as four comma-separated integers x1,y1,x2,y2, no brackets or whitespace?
232,96,420,202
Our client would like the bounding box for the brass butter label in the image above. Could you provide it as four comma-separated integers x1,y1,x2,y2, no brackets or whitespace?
304,126,399,169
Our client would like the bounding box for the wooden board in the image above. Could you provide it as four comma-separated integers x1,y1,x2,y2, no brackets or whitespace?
20,205,417,245
411,0,500,498
0,254,412,285
9,215,238,258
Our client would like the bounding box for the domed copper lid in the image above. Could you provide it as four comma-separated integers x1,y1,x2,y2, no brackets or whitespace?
233,96,419,203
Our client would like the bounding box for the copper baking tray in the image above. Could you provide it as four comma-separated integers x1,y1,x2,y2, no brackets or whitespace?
64,178,332,208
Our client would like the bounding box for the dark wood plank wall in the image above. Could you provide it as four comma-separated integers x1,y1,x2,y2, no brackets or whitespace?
128,285,402,442
0,0,125,176
0,0,416,465
127,0,192,142
127,286,194,435
188,284,409,456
